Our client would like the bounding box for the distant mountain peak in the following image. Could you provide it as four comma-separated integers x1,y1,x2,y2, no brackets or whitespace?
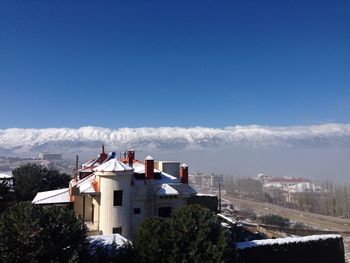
0,124,349,156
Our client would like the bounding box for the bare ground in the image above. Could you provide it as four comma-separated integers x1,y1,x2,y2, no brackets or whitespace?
223,194,350,262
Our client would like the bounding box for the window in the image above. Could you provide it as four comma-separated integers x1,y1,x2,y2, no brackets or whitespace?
158,207,172,217
134,208,141,214
113,190,123,206
113,227,122,235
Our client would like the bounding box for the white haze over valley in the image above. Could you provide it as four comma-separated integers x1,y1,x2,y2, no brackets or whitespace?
1,124,349,182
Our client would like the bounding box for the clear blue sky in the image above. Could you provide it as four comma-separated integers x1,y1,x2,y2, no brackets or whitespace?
1,0,349,128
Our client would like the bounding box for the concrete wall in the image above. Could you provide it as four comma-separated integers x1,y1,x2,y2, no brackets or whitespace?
130,183,188,238
155,161,180,179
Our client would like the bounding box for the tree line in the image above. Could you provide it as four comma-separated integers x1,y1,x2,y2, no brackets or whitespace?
225,177,350,219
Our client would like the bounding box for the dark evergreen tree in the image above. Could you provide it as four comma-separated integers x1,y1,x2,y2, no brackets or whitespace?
0,202,88,262
133,204,233,263
12,164,70,201
170,204,227,263
133,217,173,263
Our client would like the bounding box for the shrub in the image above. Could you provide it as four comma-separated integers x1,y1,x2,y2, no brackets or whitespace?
259,214,290,228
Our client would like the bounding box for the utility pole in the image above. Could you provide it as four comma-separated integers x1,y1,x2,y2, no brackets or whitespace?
219,183,222,213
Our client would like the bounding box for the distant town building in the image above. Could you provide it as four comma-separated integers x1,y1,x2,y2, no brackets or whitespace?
254,173,271,184
189,172,224,192
32,146,196,239
210,173,224,188
263,177,312,189
38,152,62,161
254,174,323,204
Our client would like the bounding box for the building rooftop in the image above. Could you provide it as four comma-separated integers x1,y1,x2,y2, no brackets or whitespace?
93,158,133,172
157,184,179,196
32,188,71,204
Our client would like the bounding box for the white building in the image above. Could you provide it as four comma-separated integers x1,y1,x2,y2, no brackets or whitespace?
32,147,196,239
285,182,323,193
38,152,62,161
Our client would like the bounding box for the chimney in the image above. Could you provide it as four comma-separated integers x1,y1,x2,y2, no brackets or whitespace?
73,154,79,181
127,150,135,167
145,155,154,180
180,163,188,184
99,144,108,163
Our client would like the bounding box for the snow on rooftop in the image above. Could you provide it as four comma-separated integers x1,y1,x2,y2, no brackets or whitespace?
133,161,161,174
94,158,133,172
236,234,342,250
88,234,130,253
89,233,129,246
184,185,197,195
157,172,181,184
145,155,154,160
77,175,97,194
0,173,13,179
157,184,179,196
196,193,217,197
32,188,71,204
132,169,180,186
181,163,188,168
81,158,97,168
218,214,236,225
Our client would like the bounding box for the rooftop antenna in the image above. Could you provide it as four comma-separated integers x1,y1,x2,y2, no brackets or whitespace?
123,146,127,159
102,144,105,153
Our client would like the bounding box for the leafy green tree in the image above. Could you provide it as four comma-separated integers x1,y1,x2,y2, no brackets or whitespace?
12,164,70,201
0,202,88,262
133,204,233,263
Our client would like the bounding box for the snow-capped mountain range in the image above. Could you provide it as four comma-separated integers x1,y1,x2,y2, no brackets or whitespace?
0,124,350,156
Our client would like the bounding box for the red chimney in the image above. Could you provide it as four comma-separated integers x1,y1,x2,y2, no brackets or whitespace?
127,150,135,167
145,155,154,180
99,144,108,163
180,164,188,184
